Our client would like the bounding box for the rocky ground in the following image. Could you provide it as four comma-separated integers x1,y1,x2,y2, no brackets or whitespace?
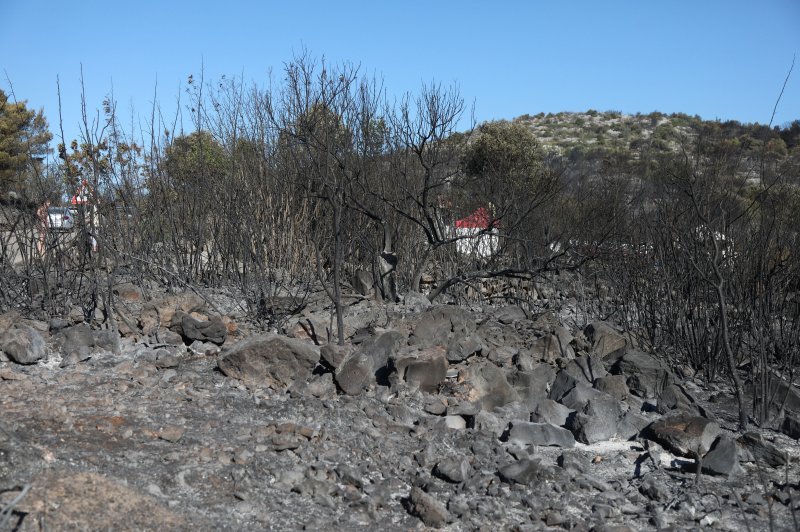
1,283,799,531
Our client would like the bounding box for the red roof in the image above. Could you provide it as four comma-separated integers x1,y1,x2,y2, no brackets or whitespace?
455,207,497,229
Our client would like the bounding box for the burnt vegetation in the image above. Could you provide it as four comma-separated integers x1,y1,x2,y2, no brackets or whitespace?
2,54,799,432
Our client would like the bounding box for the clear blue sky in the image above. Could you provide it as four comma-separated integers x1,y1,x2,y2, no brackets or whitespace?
2,0,798,148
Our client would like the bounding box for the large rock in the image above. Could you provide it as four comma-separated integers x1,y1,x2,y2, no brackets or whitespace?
702,436,741,476
139,292,206,334
610,349,674,399
564,354,608,384
548,370,580,403
566,392,622,444
498,458,564,485
594,374,629,402
737,432,788,467
0,325,47,364
656,383,709,417
53,323,94,358
351,270,374,296
509,365,556,407
506,421,576,448
463,361,519,411
530,398,573,427
217,334,320,388
493,305,527,325
644,414,720,457
616,409,651,440
446,332,484,362
178,314,227,345
392,346,448,393
528,334,563,364
584,321,627,358
335,351,375,395
781,414,800,440
409,307,475,348
332,331,405,394
753,373,800,415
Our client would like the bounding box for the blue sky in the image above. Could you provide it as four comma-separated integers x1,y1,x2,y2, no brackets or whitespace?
1,0,798,148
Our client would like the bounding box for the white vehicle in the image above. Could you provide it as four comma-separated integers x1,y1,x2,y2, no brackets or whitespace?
47,207,75,231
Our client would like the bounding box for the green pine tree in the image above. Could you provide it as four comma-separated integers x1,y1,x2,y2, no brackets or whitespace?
0,89,53,195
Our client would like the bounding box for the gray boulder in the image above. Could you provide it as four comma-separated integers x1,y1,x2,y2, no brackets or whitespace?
493,305,527,324
564,354,608,384
528,334,563,364
335,351,375,395
139,292,206,334
781,414,800,440
352,270,374,296
594,374,629,402
616,409,651,440
392,347,448,393
702,436,742,476
644,414,720,457
530,398,573,427
567,392,622,444
408,486,449,528
217,334,320,388
53,323,94,359
463,361,519,411
179,314,227,345
738,432,787,467
498,458,564,485
433,457,472,483
584,321,627,358
402,291,432,313
610,349,674,399
409,307,475,348
506,421,576,448
0,325,47,364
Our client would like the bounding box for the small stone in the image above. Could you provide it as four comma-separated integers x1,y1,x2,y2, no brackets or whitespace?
423,397,447,415
433,457,472,483
558,451,590,475
158,425,184,443
443,415,466,430
408,486,449,528
639,474,670,502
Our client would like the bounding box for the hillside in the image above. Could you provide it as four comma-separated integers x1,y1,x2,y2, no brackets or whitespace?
515,110,798,161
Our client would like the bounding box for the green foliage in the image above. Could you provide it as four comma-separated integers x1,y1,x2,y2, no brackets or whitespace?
0,89,52,194
163,130,228,188
464,120,542,182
